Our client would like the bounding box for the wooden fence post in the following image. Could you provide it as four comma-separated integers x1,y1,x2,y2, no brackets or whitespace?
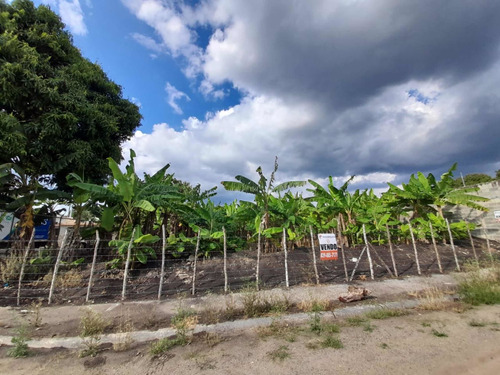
429,222,443,273
309,225,320,285
121,228,136,301
386,224,398,277
17,230,35,306
223,227,228,293
191,229,201,295
157,225,166,301
368,244,394,277
48,231,68,305
349,246,366,282
85,230,100,303
445,219,461,272
283,228,289,288
466,221,478,263
337,230,349,282
408,220,421,275
256,219,263,290
362,224,374,280
482,219,494,265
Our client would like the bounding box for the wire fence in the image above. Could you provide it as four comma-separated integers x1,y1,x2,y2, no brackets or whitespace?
0,224,498,307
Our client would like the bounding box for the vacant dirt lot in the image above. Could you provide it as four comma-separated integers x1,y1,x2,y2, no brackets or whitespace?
1,303,499,375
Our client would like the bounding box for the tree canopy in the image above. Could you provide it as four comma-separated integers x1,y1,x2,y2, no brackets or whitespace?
0,0,141,190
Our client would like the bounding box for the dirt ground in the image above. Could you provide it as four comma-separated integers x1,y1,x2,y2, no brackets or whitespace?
1,304,499,375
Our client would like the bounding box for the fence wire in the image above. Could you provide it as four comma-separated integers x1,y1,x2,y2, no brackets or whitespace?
0,231,497,306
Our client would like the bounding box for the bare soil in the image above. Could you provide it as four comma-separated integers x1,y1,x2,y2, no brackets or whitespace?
2,237,498,307
1,304,499,375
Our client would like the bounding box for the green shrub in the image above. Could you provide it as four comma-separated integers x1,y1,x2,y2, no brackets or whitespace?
458,268,500,305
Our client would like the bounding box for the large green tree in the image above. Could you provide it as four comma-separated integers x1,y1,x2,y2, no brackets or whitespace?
0,0,141,189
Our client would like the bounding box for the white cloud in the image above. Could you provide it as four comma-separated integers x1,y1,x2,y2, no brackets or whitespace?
121,0,500,197
165,83,190,115
42,0,88,36
131,32,163,53
130,97,142,108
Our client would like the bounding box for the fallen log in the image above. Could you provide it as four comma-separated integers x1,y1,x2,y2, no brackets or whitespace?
338,286,371,303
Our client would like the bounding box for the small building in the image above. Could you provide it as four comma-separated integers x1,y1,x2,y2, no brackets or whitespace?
448,180,500,241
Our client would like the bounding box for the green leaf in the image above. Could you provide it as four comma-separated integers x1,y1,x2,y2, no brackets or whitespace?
101,207,115,231
133,199,155,212
211,231,224,239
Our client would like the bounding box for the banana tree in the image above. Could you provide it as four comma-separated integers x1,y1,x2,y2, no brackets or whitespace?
221,157,305,251
387,164,488,219
68,150,182,238
308,176,362,246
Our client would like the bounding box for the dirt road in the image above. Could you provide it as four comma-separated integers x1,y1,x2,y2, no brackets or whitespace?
2,304,499,375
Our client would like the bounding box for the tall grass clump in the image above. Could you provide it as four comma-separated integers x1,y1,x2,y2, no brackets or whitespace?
458,266,500,306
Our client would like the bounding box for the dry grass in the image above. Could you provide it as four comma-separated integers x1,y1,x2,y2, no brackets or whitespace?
79,308,108,338
0,251,22,283
297,296,332,313
29,300,43,328
113,315,135,352
257,321,300,342
415,287,447,311
201,332,223,347
458,266,500,305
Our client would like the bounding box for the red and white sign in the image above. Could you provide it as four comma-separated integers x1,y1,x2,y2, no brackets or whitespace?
318,233,338,261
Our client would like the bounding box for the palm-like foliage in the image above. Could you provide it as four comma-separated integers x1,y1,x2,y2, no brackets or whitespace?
308,176,362,231
221,157,306,232
387,163,488,219
69,150,181,237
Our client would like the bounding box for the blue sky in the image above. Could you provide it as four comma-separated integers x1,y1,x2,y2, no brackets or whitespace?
29,1,500,200
35,0,241,133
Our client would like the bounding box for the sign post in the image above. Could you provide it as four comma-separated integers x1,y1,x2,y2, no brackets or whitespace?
318,233,338,261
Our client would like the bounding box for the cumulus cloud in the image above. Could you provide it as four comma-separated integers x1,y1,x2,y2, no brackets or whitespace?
42,0,88,36
122,0,500,196
165,83,191,114
130,32,164,53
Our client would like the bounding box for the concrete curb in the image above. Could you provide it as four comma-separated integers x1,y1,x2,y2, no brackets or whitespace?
0,298,425,349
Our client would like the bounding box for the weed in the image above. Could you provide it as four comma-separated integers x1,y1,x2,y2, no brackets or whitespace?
468,320,487,327
150,337,181,355
224,294,238,320
345,316,368,327
309,312,322,334
8,324,30,358
305,340,320,350
416,287,447,311
202,332,223,347
241,288,261,317
58,269,83,288
79,337,100,358
431,329,448,338
267,345,290,362
198,304,222,325
113,317,134,352
29,300,43,328
421,322,431,327
458,267,500,305
297,297,330,313
380,343,389,349
365,308,408,320
79,308,108,337
321,335,343,349
79,308,107,358
363,323,376,332
0,251,22,284
322,322,341,334
241,288,291,318
258,321,300,342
